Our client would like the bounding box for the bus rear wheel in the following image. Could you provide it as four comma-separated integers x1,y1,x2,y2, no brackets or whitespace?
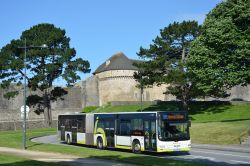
132,140,141,153
97,137,104,149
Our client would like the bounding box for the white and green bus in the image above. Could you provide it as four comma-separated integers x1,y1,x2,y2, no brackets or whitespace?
58,111,191,153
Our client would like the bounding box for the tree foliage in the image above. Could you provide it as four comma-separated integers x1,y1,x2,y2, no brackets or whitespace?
188,0,250,97
134,21,201,111
0,23,90,126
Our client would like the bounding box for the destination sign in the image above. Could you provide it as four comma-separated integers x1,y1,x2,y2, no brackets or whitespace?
130,130,144,136
162,114,185,120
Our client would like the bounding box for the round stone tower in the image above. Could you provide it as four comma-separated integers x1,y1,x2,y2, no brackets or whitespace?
93,52,170,106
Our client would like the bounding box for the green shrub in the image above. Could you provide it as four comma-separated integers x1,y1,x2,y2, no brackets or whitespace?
82,106,99,113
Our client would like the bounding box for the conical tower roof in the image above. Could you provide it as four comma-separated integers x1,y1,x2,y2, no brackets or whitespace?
93,52,139,74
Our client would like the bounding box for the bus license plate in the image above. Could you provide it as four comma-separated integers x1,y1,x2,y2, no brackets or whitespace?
173,144,181,151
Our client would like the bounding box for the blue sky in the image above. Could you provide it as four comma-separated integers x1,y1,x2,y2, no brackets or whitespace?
0,0,221,84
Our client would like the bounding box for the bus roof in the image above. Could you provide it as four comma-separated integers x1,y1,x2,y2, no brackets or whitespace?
58,111,187,116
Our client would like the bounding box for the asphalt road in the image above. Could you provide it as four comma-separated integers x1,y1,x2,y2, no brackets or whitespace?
32,135,250,166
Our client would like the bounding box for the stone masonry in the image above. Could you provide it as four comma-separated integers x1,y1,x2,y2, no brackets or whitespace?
0,86,82,131
1,52,250,130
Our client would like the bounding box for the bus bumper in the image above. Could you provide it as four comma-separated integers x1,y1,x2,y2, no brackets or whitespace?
157,140,191,152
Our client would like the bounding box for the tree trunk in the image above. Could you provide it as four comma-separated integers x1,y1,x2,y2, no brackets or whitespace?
43,90,52,127
181,85,188,112
182,99,188,112
181,93,188,112
181,46,188,111
44,107,52,127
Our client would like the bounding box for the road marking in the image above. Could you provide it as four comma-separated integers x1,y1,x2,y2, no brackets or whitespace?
231,160,250,164
193,145,248,151
192,150,250,159
174,155,216,161
144,153,216,162
35,158,75,162
187,155,216,161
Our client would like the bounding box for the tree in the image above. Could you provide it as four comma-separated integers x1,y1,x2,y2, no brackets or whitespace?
0,23,90,126
188,0,250,97
134,21,201,111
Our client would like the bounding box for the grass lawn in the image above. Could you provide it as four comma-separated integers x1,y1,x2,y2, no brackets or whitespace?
89,103,250,144
0,129,205,166
0,154,64,166
189,104,250,144
0,103,249,166
0,128,56,149
190,120,250,144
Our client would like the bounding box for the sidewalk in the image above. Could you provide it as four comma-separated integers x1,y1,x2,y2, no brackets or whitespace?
0,147,135,166
192,143,250,153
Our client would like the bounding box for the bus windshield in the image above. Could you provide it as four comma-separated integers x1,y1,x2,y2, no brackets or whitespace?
158,121,190,141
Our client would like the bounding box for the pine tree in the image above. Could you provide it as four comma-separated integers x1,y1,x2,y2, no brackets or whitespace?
135,21,201,111
0,24,90,126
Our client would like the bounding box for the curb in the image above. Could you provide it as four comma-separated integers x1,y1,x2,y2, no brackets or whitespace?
192,144,250,153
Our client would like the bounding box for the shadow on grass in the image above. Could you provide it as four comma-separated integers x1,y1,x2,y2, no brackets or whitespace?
87,155,192,166
70,154,250,166
3,154,250,166
135,101,232,117
27,143,43,149
0,160,65,166
220,118,250,122
138,104,181,112
188,101,231,115
24,138,250,166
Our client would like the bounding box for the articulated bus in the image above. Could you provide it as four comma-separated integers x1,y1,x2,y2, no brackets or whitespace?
58,111,191,153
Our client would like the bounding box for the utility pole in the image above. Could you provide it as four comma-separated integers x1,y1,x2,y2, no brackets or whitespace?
19,39,47,150
22,38,27,150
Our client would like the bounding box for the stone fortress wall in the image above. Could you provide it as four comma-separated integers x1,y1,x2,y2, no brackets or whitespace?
74,76,99,107
1,75,249,131
229,85,250,101
0,86,83,130
95,70,175,106
83,69,250,106
1,52,249,130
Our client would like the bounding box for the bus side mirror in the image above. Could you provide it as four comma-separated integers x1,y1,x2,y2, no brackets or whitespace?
188,121,191,127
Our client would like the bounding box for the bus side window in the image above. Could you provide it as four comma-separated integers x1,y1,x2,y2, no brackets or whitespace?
131,119,143,131
72,119,77,127
58,116,62,130
77,117,85,133
120,121,131,136
83,118,86,132
144,121,149,131
65,119,71,131
97,120,104,129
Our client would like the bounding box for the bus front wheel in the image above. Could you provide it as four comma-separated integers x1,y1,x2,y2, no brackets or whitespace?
132,140,141,153
97,137,104,149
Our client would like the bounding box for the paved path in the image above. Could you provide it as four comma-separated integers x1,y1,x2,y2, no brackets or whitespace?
32,135,250,166
166,146,250,166
192,143,250,153
242,136,250,145
0,147,135,166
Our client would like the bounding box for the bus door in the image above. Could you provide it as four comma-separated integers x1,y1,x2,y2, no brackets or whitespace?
144,120,156,151
104,120,115,147
72,126,77,143
61,126,65,141
72,119,77,143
